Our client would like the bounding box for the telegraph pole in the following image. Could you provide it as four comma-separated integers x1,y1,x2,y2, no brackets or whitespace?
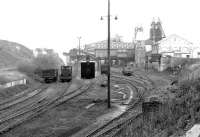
101,0,117,108
107,0,111,108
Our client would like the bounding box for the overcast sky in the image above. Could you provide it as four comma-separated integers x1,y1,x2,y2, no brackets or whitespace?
0,0,199,57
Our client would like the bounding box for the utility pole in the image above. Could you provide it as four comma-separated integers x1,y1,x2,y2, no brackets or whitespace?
101,0,117,108
107,0,111,108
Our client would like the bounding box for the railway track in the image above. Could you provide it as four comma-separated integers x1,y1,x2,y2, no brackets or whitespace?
0,83,57,133
111,68,155,89
111,71,155,91
0,87,28,105
131,71,155,87
0,84,51,124
0,78,98,134
97,112,143,137
0,84,48,110
85,73,154,137
0,79,89,134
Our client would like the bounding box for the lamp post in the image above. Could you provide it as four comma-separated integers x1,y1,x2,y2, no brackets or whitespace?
101,0,117,108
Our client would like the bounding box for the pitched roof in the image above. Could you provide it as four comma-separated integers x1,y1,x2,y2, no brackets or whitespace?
158,34,193,46
158,34,193,53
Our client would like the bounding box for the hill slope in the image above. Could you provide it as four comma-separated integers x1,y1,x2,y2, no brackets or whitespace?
0,40,33,68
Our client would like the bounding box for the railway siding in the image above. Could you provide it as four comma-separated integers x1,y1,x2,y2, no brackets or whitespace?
0,77,95,135
0,71,157,137
73,73,149,137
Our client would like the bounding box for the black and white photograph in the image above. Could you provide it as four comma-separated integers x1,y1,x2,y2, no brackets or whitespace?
0,0,200,137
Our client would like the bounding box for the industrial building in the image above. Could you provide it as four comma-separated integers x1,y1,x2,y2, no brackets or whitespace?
67,18,200,71
84,35,134,66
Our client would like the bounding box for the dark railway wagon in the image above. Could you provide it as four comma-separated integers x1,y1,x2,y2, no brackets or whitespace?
60,66,72,82
81,61,95,79
101,64,108,75
41,69,58,83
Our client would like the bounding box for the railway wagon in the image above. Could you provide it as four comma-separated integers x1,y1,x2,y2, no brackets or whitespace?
100,64,108,75
41,69,58,83
81,61,95,79
59,65,72,82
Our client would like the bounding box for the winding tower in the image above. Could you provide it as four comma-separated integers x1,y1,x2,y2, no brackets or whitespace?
150,18,166,53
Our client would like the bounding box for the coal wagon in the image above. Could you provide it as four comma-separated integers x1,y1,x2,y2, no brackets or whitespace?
41,69,58,83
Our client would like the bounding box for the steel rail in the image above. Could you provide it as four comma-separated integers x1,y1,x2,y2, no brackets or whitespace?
0,78,100,134
85,73,153,137
0,84,48,111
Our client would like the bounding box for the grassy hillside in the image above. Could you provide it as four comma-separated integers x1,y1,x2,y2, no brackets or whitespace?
0,39,64,82
0,40,33,68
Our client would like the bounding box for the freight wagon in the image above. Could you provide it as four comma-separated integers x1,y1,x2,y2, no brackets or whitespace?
41,69,58,83
81,61,95,79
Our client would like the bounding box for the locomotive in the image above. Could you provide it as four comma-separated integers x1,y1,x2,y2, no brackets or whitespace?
59,65,72,82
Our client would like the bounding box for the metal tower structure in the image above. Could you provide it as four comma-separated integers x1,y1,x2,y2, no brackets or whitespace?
150,17,165,42
150,17,166,53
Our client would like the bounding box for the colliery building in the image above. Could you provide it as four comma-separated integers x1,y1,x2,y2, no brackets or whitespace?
84,36,134,65
68,18,200,71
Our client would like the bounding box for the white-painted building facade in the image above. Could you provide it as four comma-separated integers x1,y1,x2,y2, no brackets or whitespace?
157,34,200,58
191,45,200,58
